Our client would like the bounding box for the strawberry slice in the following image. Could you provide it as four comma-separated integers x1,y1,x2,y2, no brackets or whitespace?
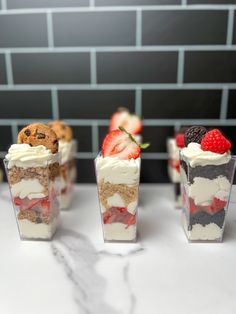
41,198,50,214
123,215,136,226
102,129,141,160
189,198,198,214
207,198,227,215
109,110,142,135
14,197,22,207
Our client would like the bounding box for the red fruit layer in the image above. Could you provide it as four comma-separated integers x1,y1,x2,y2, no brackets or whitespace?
175,133,185,148
102,207,136,226
188,197,227,215
13,196,51,214
201,129,231,154
168,159,180,173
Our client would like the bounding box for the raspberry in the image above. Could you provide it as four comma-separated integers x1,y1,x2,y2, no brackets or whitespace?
184,126,207,146
201,129,231,154
175,133,185,148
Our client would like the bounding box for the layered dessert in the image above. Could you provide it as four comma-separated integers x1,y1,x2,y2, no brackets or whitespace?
167,131,185,207
109,107,143,144
95,127,148,242
180,126,235,242
49,120,77,209
4,123,61,240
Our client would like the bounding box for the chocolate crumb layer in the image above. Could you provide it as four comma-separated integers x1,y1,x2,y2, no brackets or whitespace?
17,209,52,224
189,209,225,230
98,179,138,210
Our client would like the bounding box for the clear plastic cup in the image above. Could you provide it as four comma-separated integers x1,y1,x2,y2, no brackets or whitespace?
60,139,77,209
180,152,236,242
4,153,61,240
95,153,140,242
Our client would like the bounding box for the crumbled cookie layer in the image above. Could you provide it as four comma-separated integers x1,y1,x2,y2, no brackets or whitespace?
98,180,138,210
8,162,60,193
17,209,50,224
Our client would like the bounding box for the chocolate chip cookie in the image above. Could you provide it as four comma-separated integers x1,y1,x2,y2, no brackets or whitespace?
18,123,59,154
49,120,73,142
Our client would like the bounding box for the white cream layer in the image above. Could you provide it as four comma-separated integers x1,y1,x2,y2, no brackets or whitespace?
6,144,55,169
106,193,137,215
11,179,46,200
182,143,231,168
167,138,180,160
96,156,140,185
103,223,136,241
59,141,73,165
168,165,180,183
18,218,58,239
187,176,231,206
184,221,222,241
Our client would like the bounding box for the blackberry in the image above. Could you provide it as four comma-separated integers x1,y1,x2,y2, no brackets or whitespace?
184,126,207,147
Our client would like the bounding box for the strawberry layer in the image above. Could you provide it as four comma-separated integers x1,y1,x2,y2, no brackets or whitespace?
102,207,136,226
168,159,180,173
13,196,53,215
188,197,227,215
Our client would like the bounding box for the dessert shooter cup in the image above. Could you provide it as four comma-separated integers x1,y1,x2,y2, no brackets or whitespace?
4,153,61,240
95,153,141,242
180,153,236,242
167,138,181,208
60,139,77,209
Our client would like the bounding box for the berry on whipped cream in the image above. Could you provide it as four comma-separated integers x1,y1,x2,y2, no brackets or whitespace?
95,127,148,242
180,127,235,242
49,120,77,209
4,124,61,240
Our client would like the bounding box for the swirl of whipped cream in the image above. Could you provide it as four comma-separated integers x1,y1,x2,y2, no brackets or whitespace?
96,156,140,185
181,143,231,167
5,144,55,169
59,141,73,164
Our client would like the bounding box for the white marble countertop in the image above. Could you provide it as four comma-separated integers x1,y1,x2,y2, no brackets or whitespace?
1,183,236,314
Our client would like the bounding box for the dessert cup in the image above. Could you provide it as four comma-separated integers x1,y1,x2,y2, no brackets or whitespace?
180,152,236,242
4,153,61,240
167,138,181,208
60,139,77,209
95,153,140,242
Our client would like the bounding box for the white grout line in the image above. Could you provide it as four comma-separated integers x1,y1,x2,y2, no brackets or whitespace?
11,121,18,143
226,8,235,45
0,118,236,127
220,87,229,120
1,5,236,14
177,49,185,84
75,152,97,159
51,88,59,119
181,0,187,6
46,11,54,47
4,51,14,85
135,87,142,117
0,83,235,91
1,0,7,10
174,121,182,133
141,153,168,160
0,45,236,53
136,9,142,47
92,122,99,153
89,0,95,7
90,49,97,85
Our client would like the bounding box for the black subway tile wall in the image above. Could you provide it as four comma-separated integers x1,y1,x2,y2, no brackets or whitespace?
142,11,227,45
0,14,48,48
53,12,136,47
0,1,235,183
59,90,135,119
97,52,178,83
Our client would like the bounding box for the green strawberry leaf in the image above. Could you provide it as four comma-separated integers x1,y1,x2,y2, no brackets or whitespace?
119,126,150,150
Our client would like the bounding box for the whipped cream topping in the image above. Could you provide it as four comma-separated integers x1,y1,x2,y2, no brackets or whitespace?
5,144,56,169
59,140,74,164
182,143,231,167
96,156,140,185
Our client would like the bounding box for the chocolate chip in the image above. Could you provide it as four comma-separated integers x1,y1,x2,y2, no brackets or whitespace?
24,129,31,137
37,133,46,139
29,143,33,147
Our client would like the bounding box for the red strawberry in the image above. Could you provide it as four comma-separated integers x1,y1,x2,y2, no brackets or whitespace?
175,133,185,148
117,207,126,213
40,198,50,214
208,198,227,215
103,211,112,224
109,111,142,135
201,129,231,154
102,129,141,160
189,198,198,214
123,215,136,226
14,197,22,207
28,199,41,209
